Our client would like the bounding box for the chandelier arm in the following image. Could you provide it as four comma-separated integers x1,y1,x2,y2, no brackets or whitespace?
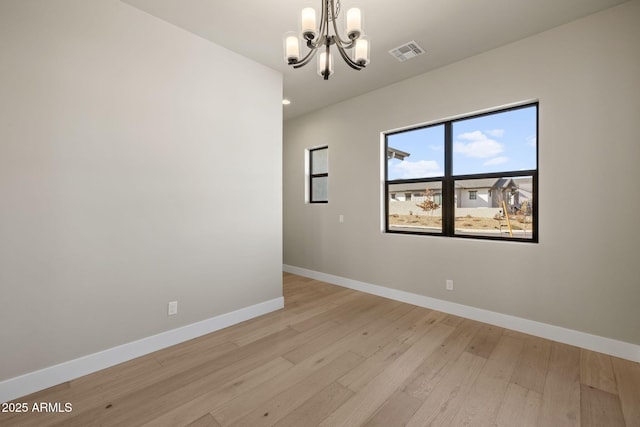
291,33,327,68
306,34,327,50
329,0,357,46
293,47,319,68
333,37,356,50
335,43,364,70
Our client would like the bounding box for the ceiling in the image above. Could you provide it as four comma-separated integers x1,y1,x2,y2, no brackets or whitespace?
122,0,628,120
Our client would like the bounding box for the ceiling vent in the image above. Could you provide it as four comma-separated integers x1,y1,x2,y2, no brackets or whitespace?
389,41,425,62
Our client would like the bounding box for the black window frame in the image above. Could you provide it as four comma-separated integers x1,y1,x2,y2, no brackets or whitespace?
384,102,538,243
309,146,328,204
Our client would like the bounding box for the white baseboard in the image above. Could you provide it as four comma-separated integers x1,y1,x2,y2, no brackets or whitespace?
0,297,284,404
284,264,640,363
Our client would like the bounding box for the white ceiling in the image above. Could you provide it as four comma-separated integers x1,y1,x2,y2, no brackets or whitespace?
122,0,628,120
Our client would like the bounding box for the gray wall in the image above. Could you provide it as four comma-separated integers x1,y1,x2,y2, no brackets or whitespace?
284,1,640,345
0,0,282,381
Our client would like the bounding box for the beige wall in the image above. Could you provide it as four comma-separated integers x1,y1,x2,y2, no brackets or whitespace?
284,1,640,345
0,0,282,381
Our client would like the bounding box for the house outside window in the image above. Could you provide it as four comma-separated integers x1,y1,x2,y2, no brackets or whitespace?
384,102,538,242
309,146,328,203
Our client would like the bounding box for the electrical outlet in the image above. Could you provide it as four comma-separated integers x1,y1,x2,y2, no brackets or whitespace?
446,280,454,291
168,301,178,316
339,214,344,223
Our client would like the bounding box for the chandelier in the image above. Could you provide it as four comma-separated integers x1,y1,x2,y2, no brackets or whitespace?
284,0,370,80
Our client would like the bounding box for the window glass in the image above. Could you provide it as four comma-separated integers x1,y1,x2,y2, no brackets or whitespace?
454,176,534,239
452,106,537,175
387,125,445,180
311,148,328,175
387,182,442,234
311,176,328,202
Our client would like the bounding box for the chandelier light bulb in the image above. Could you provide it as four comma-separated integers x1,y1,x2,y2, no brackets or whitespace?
317,51,334,78
285,33,300,63
301,7,317,39
354,37,369,65
346,8,362,39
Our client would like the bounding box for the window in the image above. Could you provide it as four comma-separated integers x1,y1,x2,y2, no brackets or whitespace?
385,103,538,242
309,146,328,203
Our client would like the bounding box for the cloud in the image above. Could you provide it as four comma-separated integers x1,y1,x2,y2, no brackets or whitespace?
483,156,509,166
486,129,505,137
390,160,443,179
526,135,537,147
454,131,504,158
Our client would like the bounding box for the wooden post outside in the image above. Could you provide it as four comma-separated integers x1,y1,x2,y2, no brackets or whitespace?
502,200,513,237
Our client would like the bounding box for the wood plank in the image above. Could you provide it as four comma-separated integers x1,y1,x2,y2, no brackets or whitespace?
338,340,411,392
538,342,581,426
402,318,483,401
285,292,377,333
580,384,626,427
286,286,353,314
185,414,221,427
336,305,448,395
494,383,541,427
404,351,487,427
580,349,618,395
155,341,239,370
272,382,354,427
228,352,363,427
449,334,524,426
318,322,455,427
395,310,448,346
510,334,551,394
465,323,504,359
362,389,422,427
353,306,439,358
282,297,402,364
141,357,294,427
345,302,417,354
611,356,640,427
441,314,466,327
230,299,346,347
211,350,362,426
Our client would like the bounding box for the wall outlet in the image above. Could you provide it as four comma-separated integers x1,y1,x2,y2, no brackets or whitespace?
446,280,454,291
339,214,344,223
168,301,178,316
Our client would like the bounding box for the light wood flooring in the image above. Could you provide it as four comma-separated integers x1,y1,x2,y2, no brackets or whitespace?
2,273,639,426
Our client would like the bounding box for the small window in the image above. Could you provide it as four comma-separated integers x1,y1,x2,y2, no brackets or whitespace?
309,146,328,203
469,190,477,200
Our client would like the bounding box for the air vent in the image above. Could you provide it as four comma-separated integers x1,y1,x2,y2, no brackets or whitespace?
389,41,425,62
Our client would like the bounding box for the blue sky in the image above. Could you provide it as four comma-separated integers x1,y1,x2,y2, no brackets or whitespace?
388,106,537,180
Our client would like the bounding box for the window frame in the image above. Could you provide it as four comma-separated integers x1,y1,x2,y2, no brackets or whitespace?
384,102,538,243
309,146,329,204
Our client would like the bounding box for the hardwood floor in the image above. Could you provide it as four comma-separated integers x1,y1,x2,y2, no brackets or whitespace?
2,273,639,426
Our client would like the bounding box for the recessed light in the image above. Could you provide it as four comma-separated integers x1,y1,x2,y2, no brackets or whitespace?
282,99,291,105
